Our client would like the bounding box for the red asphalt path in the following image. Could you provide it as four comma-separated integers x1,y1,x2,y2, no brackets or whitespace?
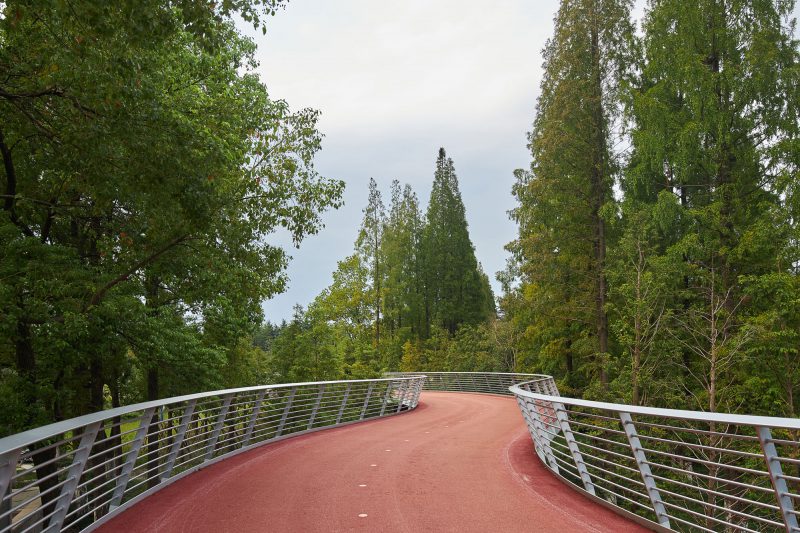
99,392,650,532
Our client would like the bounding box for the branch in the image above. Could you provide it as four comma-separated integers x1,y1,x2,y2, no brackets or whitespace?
0,85,99,118
87,234,191,308
0,194,92,209
0,86,65,100
0,129,34,237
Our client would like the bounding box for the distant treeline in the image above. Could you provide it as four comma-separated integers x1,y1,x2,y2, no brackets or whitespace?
263,149,501,383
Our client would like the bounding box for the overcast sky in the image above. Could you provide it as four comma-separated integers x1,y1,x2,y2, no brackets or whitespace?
238,0,561,322
240,0,795,323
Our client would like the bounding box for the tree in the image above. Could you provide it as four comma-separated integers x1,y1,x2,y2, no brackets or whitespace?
508,0,635,391
309,167,495,375
381,180,425,362
0,0,344,441
623,0,800,412
606,199,681,405
422,148,494,336
310,253,376,376
355,178,386,349
270,305,341,383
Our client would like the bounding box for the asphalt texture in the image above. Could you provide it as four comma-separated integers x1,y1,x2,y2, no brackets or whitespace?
98,392,651,532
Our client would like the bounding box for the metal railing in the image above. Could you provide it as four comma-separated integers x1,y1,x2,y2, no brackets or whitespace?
512,378,800,532
0,376,425,533
8,369,796,533
385,371,549,396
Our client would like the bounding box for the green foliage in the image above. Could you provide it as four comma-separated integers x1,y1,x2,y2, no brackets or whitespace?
291,149,498,377
269,305,341,383
0,0,343,434
423,148,495,335
507,0,636,393
382,181,426,341
355,178,386,347
617,0,800,413
4,0,799,445
505,0,800,418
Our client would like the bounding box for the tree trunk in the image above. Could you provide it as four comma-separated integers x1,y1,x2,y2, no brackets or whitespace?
145,275,161,488
16,319,66,526
589,13,609,387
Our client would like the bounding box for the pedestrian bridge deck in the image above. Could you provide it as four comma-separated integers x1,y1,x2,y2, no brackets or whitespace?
97,392,646,532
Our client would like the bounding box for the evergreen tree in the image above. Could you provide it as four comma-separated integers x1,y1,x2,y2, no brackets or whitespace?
381,181,425,365
355,178,386,348
508,0,635,391
621,0,800,412
423,148,494,336
382,180,424,368
311,161,496,374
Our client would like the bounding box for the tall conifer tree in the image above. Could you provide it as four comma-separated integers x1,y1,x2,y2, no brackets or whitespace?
509,0,635,388
621,0,800,412
423,148,494,336
355,178,386,348
382,181,425,341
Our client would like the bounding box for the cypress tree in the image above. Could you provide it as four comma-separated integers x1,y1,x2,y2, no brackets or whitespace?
423,148,494,336
355,178,386,348
509,0,635,389
621,0,800,413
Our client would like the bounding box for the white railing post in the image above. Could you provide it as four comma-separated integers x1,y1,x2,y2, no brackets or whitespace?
360,382,374,419
0,448,21,530
396,380,409,413
407,379,416,405
619,412,670,528
526,398,559,473
205,394,234,461
379,382,393,417
110,407,156,508
336,383,352,424
515,396,541,460
48,421,102,531
408,378,421,408
757,426,799,532
411,379,420,406
416,377,425,405
307,385,326,430
161,400,196,480
275,387,297,437
553,402,595,496
242,390,266,447
405,379,415,407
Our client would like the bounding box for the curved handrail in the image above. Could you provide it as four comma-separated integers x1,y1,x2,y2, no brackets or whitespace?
384,371,549,396
511,379,800,532
0,376,425,533
7,370,796,533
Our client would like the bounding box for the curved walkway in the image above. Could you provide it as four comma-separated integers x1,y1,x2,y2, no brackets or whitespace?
98,392,649,532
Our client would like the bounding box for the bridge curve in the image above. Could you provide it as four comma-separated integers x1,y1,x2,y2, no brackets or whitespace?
96,392,646,532
6,372,797,531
